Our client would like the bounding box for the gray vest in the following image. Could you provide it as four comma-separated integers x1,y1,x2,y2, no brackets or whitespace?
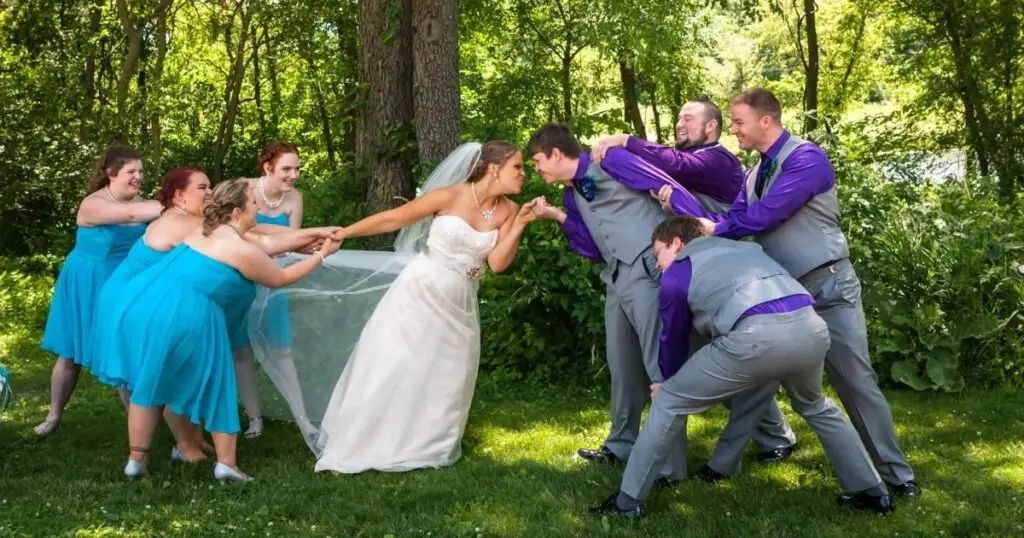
572,161,667,266
745,135,850,278
681,237,808,339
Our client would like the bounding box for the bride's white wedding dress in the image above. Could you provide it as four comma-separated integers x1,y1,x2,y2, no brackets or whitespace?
312,215,497,473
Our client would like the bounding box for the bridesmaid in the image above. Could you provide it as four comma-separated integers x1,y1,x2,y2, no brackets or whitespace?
234,141,313,439
110,178,340,482
35,145,162,437
89,168,337,462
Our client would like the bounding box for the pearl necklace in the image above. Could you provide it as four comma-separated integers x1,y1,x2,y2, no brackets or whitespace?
257,177,284,209
471,182,498,224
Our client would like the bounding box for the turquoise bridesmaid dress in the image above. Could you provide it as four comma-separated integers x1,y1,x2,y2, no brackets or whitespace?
41,224,146,365
235,212,294,350
87,236,167,388
105,245,256,433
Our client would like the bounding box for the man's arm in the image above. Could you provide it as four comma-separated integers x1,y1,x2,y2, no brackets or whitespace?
600,148,713,219
714,147,835,239
658,260,693,380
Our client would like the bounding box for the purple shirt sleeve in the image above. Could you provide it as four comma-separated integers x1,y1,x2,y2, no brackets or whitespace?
713,144,836,239
558,188,604,263
658,259,693,380
624,138,742,205
599,148,711,218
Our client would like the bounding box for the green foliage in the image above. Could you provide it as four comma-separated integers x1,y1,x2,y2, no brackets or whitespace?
478,180,607,383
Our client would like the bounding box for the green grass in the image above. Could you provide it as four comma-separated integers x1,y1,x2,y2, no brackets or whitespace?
2,324,1023,537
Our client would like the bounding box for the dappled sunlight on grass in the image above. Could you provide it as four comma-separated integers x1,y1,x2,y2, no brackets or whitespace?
2,323,1024,537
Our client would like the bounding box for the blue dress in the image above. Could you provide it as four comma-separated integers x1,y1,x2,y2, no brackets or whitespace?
235,212,294,349
87,237,167,388
106,245,256,434
41,224,147,364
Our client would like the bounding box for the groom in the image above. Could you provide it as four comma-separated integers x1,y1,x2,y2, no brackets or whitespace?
526,123,794,477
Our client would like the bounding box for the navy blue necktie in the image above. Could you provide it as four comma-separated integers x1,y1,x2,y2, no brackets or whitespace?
574,175,596,202
754,154,775,199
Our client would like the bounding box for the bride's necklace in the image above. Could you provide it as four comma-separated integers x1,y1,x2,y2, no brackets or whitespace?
258,177,284,209
173,205,190,216
471,182,498,224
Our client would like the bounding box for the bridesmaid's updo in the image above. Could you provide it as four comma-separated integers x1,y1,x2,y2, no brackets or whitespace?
155,167,205,209
87,145,143,193
465,141,519,183
202,178,250,236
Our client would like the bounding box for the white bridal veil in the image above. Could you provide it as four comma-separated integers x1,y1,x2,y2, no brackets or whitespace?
247,142,483,454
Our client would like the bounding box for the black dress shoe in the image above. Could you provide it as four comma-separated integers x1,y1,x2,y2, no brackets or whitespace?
695,463,729,483
891,480,921,498
757,445,795,463
588,493,645,520
653,476,681,490
836,491,896,514
577,446,620,464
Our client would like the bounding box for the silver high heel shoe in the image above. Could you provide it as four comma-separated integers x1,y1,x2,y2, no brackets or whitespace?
124,459,147,480
244,417,263,439
213,462,253,483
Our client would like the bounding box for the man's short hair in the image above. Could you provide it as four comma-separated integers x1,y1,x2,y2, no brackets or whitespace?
527,123,582,158
688,99,724,137
651,216,707,246
731,88,783,123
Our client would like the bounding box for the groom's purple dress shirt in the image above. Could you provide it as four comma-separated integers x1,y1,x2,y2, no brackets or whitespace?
657,258,815,379
706,131,837,238
623,138,744,206
559,150,699,263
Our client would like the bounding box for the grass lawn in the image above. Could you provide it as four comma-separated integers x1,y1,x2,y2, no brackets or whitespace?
1,324,1023,537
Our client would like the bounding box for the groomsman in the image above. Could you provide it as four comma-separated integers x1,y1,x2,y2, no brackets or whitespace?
591,100,742,213
589,217,895,519
593,99,800,470
667,88,919,497
526,124,793,479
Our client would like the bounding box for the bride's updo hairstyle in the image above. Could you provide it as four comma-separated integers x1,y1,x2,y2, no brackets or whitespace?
465,141,518,183
202,178,250,236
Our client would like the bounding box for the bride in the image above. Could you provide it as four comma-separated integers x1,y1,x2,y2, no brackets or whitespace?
254,141,537,473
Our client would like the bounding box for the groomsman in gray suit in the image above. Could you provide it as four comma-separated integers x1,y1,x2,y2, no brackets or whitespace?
526,123,793,481
667,88,919,497
589,217,895,519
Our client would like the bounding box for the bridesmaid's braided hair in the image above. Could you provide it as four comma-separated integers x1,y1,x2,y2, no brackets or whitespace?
202,178,250,236
465,141,519,183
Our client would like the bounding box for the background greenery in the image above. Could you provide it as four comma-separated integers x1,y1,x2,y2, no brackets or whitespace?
0,0,1022,393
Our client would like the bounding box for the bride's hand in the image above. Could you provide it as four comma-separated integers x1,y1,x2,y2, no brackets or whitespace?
319,226,343,238
514,199,541,227
330,227,346,241
296,238,324,254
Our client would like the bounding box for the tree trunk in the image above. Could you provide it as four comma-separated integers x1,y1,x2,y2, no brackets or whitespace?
940,2,992,179
213,1,253,182
358,0,415,246
304,54,338,169
802,0,820,133
78,0,103,141
116,0,143,142
412,0,461,168
149,0,172,173
649,80,665,144
619,61,646,139
263,19,281,139
561,43,573,121
252,22,267,143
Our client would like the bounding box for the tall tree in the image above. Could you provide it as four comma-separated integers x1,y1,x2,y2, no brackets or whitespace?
412,0,461,167
213,0,254,182
358,0,415,244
